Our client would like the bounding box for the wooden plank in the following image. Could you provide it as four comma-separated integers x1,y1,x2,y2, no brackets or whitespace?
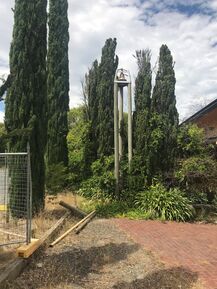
16,211,70,259
16,238,40,258
40,211,70,244
59,201,87,218
0,205,7,211
0,258,28,289
50,210,96,247
75,212,96,234
0,229,25,238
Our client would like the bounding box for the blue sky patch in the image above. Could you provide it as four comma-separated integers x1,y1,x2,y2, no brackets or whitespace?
0,102,5,112
211,41,217,48
139,0,215,17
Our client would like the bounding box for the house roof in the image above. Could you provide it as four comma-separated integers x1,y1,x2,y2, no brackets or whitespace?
181,98,217,125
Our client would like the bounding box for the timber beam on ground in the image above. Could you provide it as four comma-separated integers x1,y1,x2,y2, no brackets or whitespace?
59,201,87,218
50,210,96,247
0,211,70,288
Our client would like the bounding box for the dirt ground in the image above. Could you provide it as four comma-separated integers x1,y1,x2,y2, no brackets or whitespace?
4,218,202,289
0,193,75,274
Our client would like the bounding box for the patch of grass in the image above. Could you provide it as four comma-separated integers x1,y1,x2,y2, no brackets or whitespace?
78,198,99,213
33,211,56,238
121,209,155,220
46,191,78,211
96,201,130,217
33,191,81,238
79,199,152,219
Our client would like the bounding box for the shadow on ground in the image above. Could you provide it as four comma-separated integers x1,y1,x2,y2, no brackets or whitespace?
43,208,69,219
113,267,199,289
5,242,140,289
0,249,16,273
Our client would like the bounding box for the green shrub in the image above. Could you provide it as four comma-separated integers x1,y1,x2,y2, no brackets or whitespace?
79,171,115,200
46,163,68,194
135,183,193,221
91,155,114,175
67,106,93,185
176,156,217,204
120,155,147,197
177,124,206,158
79,156,115,200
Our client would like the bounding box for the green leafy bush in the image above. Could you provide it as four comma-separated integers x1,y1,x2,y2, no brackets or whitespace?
67,106,92,185
91,155,114,175
176,156,217,204
79,156,115,200
46,163,68,195
120,156,147,199
79,171,115,200
177,124,206,157
135,183,193,221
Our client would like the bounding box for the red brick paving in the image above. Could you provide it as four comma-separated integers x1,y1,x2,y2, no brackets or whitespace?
114,219,217,289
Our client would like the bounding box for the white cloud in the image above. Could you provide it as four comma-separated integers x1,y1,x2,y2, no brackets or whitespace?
0,111,4,123
67,0,217,120
0,0,14,71
1,0,217,120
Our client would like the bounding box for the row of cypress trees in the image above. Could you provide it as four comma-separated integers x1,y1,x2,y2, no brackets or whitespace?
134,45,178,183
5,0,69,213
86,38,119,161
83,40,178,190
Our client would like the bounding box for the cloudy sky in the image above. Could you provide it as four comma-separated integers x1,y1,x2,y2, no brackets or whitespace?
1,0,217,122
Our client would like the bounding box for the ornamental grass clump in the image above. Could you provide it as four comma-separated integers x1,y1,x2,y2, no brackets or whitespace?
135,183,193,221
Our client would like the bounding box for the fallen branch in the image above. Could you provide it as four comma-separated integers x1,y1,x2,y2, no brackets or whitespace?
75,211,96,234
50,211,96,247
59,201,87,218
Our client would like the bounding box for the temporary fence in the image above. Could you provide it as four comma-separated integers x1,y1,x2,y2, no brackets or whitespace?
0,150,32,246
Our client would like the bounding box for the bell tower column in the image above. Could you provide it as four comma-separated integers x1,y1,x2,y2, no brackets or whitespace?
114,68,132,195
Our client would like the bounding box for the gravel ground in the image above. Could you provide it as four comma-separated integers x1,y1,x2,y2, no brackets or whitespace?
5,218,202,289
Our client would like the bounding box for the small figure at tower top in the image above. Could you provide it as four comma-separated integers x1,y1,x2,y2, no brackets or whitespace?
119,69,126,81
116,68,128,81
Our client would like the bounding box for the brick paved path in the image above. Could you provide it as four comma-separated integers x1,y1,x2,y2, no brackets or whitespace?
114,219,217,289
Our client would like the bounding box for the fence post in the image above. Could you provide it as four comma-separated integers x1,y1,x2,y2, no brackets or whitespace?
26,143,32,244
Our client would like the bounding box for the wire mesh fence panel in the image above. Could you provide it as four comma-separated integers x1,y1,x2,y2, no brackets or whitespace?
0,152,32,246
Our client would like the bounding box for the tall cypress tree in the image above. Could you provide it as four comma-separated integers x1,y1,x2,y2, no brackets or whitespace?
5,0,47,212
87,60,99,160
97,38,118,156
134,49,152,167
47,0,69,167
149,44,178,177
